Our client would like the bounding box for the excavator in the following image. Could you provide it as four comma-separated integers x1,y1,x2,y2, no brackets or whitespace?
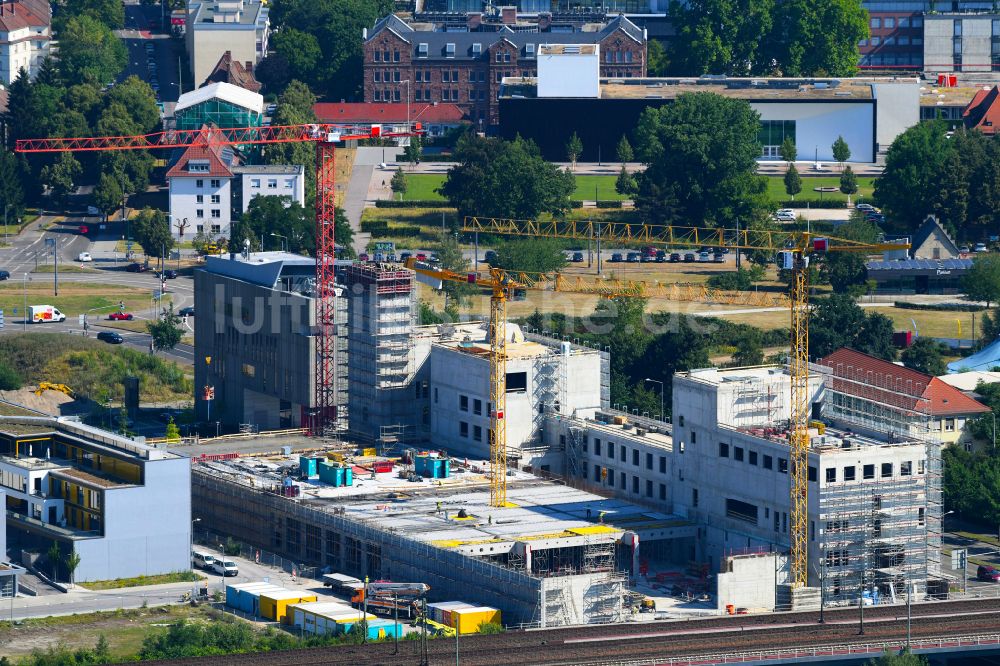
34,382,74,398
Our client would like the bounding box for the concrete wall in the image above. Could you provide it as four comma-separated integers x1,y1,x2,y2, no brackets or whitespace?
959,16,995,73
924,17,956,72
537,48,600,98
872,82,920,151
716,553,779,612
73,456,191,582
168,176,233,238
754,101,875,163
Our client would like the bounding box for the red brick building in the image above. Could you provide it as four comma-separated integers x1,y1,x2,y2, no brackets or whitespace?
362,14,645,128
313,102,468,138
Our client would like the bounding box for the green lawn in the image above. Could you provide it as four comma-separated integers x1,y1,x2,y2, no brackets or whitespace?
403,173,875,205
78,570,203,591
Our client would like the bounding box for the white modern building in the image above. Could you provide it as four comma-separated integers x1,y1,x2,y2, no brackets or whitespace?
236,165,305,214
537,44,600,98
185,0,269,91
0,417,191,583
0,0,50,85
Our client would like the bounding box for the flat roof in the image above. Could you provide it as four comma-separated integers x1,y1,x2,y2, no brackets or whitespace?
197,457,692,555
680,365,791,385
53,466,131,489
428,321,599,359
920,84,985,107
189,0,268,28
581,417,672,451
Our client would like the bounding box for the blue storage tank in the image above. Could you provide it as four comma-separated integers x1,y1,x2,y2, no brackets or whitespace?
300,456,319,478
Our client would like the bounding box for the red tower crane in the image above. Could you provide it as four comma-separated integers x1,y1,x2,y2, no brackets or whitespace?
16,122,422,437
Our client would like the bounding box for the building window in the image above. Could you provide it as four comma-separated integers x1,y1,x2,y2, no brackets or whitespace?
719,442,729,458
726,498,758,525
418,43,428,57
759,120,796,158
374,50,381,62
901,461,912,476
881,462,893,478
884,17,895,29
632,449,639,466
945,418,955,431
749,450,758,466
734,446,744,462
473,399,482,415
620,446,626,463
844,466,856,481
620,472,626,489
195,179,204,188
211,209,220,218
808,466,817,482
607,442,614,459
594,438,601,456
250,179,260,188
871,17,880,28
394,89,401,102
659,484,667,500
778,458,788,474
659,456,666,473
870,36,880,46
196,209,204,218
459,395,468,412
692,488,699,506
210,224,221,233
646,453,653,470
826,468,837,483
196,195,204,204
267,179,277,189
374,70,381,82
460,421,469,438
393,49,400,62
763,455,773,470
646,479,653,497
863,464,875,480
632,476,639,493
210,194,220,204
473,425,482,441
446,43,456,58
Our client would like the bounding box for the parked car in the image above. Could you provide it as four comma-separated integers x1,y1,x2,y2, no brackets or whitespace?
108,312,134,321
669,252,681,263
959,245,971,254
571,251,584,262
609,253,623,263
78,225,89,234
161,269,178,279
212,559,239,577
626,252,641,263
77,252,92,262
655,250,666,262
642,246,658,258
179,306,195,317
698,251,711,262
0,270,8,280
977,564,1000,582
856,203,877,212
400,252,413,262
713,251,725,262
415,253,428,261
974,243,988,253
640,253,653,263
683,252,696,262
774,210,796,222
192,551,215,569
125,263,148,272
97,331,124,344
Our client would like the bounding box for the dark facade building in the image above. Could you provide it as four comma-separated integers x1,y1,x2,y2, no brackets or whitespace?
362,14,645,127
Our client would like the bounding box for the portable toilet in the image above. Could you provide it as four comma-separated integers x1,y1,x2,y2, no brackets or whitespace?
259,589,319,623
299,456,320,478
451,606,502,634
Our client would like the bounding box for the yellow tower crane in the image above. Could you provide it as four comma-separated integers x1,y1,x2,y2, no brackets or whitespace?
452,218,908,588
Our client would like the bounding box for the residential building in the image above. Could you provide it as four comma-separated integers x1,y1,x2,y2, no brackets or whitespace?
185,0,269,90
859,9,926,70
167,126,303,239
909,215,961,260
963,84,1000,134
865,257,972,294
174,82,264,133
499,76,919,163
670,365,941,606
193,252,347,429
362,13,645,127
924,12,1000,73
201,50,262,93
818,347,990,450
312,102,469,138
0,417,190,582
0,0,50,85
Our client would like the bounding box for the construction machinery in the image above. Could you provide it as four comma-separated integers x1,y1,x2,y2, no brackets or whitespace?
424,221,907,588
34,382,74,398
16,122,422,437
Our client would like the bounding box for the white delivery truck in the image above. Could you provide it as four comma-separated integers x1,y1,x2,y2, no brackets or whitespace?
28,305,66,323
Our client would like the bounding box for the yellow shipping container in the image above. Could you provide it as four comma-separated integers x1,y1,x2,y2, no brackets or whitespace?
259,590,318,623
451,606,501,634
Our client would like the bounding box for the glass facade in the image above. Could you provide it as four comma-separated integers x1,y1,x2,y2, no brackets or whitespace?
175,99,263,133
759,120,795,158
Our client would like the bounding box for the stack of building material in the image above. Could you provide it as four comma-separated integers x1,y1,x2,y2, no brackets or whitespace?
427,601,473,624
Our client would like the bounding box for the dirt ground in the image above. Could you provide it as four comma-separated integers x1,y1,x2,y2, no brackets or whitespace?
0,388,77,416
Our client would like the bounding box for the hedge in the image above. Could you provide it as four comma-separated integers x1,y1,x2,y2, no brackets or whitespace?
779,200,848,209
360,220,422,238
596,200,623,209
374,199,452,209
892,301,986,312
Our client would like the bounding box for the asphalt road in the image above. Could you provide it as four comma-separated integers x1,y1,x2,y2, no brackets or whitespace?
116,0,182,106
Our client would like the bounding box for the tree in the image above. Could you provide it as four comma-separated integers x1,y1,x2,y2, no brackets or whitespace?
964,253,1000,308
981,308,1000,345
56,15,128,86
820,216,880,294
264,80,318,203
857,311,896,361
390,166,407,198
270,28,322,87
64,550,81,587
147,303,184,351
900,337,946,376
616,135,634,164
60,0,125,30
867,650,928,666
490,238,568,273
93,173,123,217
732,327,764,366
0,149,25,221
565,132,583,170
438,134,576,219
809,293,895,360
633,92,768,227
763,0,869,77
783,163,802,200
132,208,174,261
0,361,22,391
839,165,858,202
47,542,61,582
106,76,161,132
434,232,475,315
666,0,774,76
165,417,181,442
40,152,82,205
832,135,851,167
779,137,797,163
874,121,954,232
615,165,637,197
646,38,669,76
403,135,422,166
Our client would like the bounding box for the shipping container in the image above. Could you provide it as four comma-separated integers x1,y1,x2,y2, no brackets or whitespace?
289,602,359,636
259,590,319,623
299,456,320,478
226,583,285,614
427,601,474,624
366,619,403,640
452,606,502,634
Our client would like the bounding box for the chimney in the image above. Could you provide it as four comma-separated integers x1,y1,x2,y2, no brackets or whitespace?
362,27,368,39
501,6,516,25
538,12,551,31
466,12,482,31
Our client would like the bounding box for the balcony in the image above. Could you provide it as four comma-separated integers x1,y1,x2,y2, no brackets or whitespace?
6,510,101,540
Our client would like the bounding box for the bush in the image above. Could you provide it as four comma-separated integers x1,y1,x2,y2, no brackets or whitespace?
778,200,847,209
595,200,623,208
0,361,22,390
707,266,766,291
892,301,987,312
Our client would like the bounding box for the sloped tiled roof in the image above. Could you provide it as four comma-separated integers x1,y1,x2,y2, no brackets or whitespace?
0,0,50,31
819,347,990,417
166,126,239,179
201,51,262,94
963,85,1000,135
313,102,467,124
910,215,959,258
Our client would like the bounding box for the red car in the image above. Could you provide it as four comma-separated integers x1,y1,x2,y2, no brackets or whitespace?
108,312,134,321
79,225,89,234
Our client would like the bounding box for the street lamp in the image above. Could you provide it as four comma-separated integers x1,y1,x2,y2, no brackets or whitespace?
22,273,30,331
190,517,201,571
270,233,287,252
3,203,11,246
644,378,664,422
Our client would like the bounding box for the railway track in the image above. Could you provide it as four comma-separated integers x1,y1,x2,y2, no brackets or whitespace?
126,597,1000,666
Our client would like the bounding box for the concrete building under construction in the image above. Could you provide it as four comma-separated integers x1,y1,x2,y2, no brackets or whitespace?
192,455,695,626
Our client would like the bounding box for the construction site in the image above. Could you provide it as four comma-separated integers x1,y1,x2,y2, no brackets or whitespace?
191,452,696,626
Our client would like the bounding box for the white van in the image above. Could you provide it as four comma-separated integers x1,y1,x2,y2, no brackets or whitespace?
212,559,239,577
191,550,216,570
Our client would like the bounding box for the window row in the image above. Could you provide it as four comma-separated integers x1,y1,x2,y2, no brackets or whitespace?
249,178,295,189
458,420,484,442
585,436,668,473
863,35,922,46
870,16,923,29
194,179,222,188
603,49,635,63
458,394,484,415
194,209,222,219
588,463,667,501
372,49,401,63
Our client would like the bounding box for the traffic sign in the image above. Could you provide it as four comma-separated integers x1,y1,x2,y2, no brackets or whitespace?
202,385,215,401
78,314,85,327
0,309,5,329
951,548,967,571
